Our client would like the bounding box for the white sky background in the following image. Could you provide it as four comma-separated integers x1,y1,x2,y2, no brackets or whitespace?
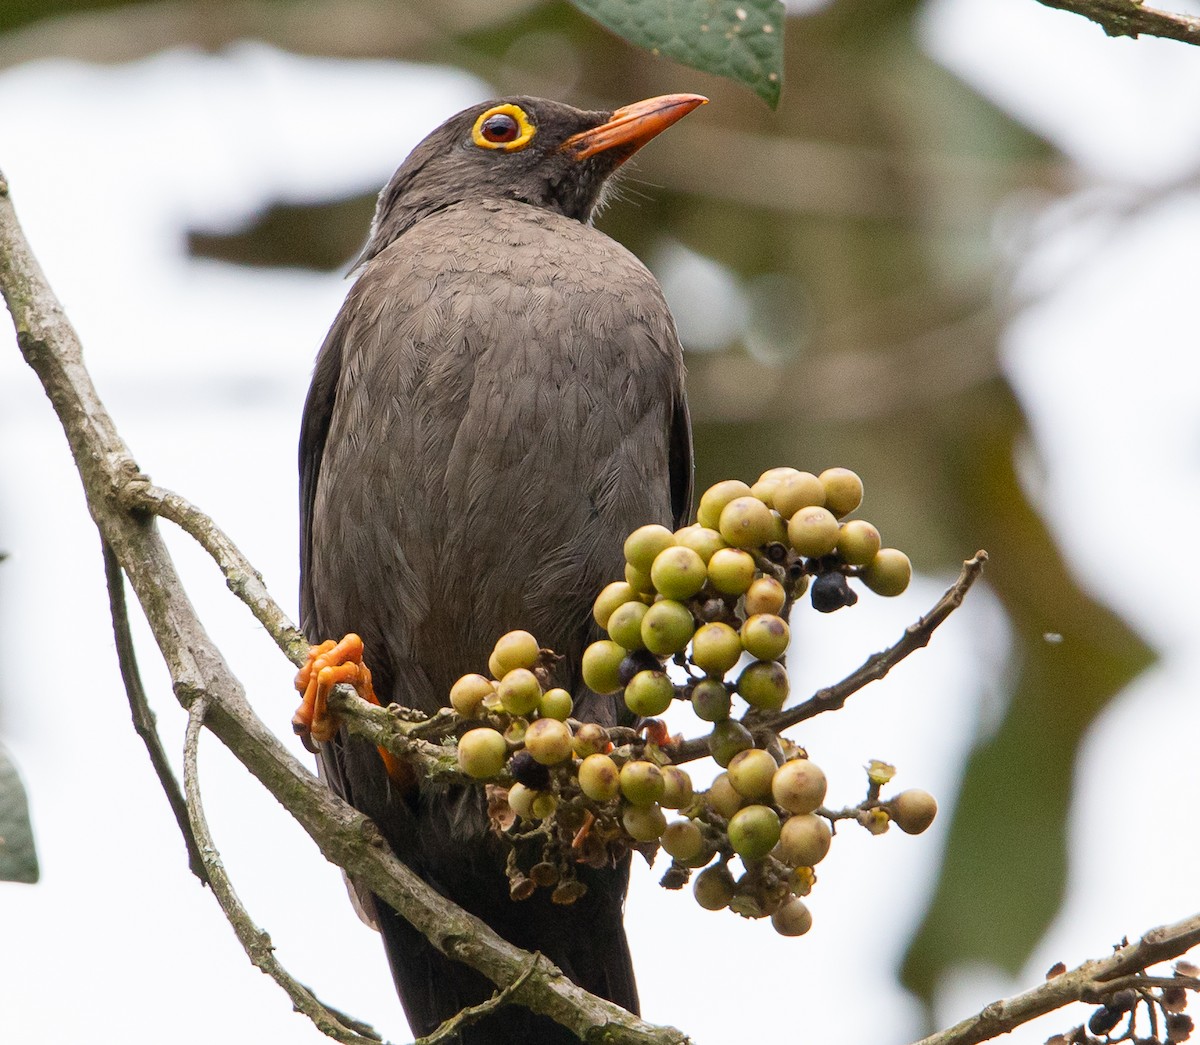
1,1,1199,1041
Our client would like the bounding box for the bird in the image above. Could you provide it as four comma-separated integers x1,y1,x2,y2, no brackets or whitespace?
295,93,702,1044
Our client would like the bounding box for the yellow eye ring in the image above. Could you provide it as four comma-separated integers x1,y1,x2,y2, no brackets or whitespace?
471,104,537,152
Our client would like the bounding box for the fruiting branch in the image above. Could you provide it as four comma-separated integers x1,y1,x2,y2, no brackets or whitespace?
665,550,988,766
908,913,1200,1045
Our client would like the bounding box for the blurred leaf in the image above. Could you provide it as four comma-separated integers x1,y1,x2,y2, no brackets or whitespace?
569,0,784,106
900,379,1155,1003
0,741,38,883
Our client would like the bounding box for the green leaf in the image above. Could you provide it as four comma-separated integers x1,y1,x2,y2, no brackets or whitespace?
0,741,39,884
569,0,785,107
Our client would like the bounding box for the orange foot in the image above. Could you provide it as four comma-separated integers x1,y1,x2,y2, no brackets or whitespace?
293,634,406,782
641,718,680,748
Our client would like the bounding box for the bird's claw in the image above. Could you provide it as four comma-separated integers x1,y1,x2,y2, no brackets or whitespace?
293,633,379,750
292,636,409,782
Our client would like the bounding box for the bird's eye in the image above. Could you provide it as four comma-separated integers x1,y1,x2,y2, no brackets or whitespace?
481,113,519,142
471,104,536,152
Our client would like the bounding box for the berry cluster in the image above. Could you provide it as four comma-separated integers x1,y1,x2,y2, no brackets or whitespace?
443,467,934,936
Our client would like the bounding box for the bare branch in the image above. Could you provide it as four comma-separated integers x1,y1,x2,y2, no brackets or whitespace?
101,537,210,885
908,912,1200,1045
0,169,689,1045
1035,0,1200,44
416,952,545,1045
667,551,989,765
182,696,387,1044
121,478,310,666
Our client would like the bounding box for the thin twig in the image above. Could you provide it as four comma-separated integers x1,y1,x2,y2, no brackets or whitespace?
908,912,1200,1045
667,551,989,765
1035,0,1200,44
182,695,388,1045
101,538,209,884
121,479,310,666
415,952,545,1045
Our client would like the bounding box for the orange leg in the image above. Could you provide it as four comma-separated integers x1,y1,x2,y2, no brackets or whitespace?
292,634,407,782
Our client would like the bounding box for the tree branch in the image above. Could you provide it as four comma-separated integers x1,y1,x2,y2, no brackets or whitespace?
666,551,988,765
183,695,388,1043
908,912,1200,1045
1035,0,1200,44
101,537,210,885
119,478,310,666
0,172,689,1045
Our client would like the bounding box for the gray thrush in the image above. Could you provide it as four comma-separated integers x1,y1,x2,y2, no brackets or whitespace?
296,93,702,1044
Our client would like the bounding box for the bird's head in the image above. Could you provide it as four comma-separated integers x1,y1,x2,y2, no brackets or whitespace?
359,93,707,265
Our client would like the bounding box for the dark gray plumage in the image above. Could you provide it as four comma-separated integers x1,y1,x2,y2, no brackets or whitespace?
299,95,698,1044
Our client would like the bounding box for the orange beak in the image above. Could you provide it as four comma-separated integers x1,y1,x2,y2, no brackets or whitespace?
562,94,707,163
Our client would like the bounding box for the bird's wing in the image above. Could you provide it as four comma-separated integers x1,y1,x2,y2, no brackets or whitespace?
299,306,349,639
670,390,694,530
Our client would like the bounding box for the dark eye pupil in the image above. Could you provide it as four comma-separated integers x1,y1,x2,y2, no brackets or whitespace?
482,114,520,142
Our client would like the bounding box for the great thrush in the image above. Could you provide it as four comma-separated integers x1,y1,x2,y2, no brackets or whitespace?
297,94,702,1043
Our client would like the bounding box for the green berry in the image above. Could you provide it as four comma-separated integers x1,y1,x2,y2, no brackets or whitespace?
606,600,649,650
660,765,695,809
624,523,676,573
690,622,743,677
737,659,789,711
661,819,705,862
837,519,882,566
771,759,827,815
673,524,728,563
697,479,753,530
891,789,938,834
457,727,508,779
641,599,695,657
650,545,708,600
538,687,573,721
619,760,666,807
862,548,912,597
706,547,757,596
622,803,667,842
705,772,744,818
578,753,620,801
623,670,675,717
778,813,832,866
819,467,864,518
593,581,637,630
624,561,655,595
750,468,802,509
690,678,732,722
718,496,776,550
707,718,754,767
523,718,573,765
449,673,494,717
743,576,787,616
740,613,790,661
727,804,782,861
507,782,538,819
726,748,778,800
788,505,840,558
572,722,609,757
771,897,813,937
491,630,540,675
498,668,541,716
693,865,736,911
582,640,627,695
531,792,558,819
772,471,826,519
